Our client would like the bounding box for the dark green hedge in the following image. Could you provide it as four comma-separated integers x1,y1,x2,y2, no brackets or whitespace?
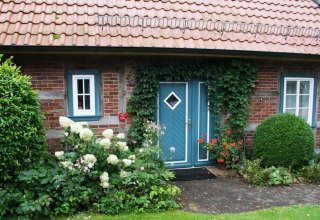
253,113,314,168
0,55,47,182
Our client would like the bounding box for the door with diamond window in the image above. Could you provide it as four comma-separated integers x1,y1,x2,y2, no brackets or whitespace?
158,81,214,168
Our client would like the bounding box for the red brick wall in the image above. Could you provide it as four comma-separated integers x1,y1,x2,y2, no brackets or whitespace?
22,63,65,129
103,71,119,117
254,65,279,92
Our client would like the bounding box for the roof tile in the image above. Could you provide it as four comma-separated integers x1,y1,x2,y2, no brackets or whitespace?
0,0,319,55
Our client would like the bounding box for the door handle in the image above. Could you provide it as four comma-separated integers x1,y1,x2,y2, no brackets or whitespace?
187,118,192,128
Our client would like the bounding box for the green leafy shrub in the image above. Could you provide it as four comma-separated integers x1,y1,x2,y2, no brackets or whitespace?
253,113,314,168
0,55,47,182
1,118,180,219
299,161,320,183
264,166,293,186
240,159,293,186
240,159,265,186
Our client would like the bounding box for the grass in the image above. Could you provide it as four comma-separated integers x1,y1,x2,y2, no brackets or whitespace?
59,205,320,220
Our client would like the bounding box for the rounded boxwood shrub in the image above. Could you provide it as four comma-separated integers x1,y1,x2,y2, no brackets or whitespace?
253,113,314,168
0,55,47,182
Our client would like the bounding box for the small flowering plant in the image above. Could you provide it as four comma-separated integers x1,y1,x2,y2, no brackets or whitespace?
198,128,244,169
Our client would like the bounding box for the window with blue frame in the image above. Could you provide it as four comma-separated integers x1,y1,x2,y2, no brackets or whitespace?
67,70,101,121
280,74,318,126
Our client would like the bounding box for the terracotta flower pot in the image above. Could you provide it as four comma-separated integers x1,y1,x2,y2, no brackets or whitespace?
217,159,226,171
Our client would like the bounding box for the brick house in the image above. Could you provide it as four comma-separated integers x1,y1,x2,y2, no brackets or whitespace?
1,0,320,168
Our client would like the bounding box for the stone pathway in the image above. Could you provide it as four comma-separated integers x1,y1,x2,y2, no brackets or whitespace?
174,168,320,214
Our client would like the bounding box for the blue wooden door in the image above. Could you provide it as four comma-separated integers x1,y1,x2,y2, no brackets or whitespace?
158,81,213,168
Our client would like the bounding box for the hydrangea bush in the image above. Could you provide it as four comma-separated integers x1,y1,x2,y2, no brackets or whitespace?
0,117,180,218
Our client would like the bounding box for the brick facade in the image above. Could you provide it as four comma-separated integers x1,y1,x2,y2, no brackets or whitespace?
13,55,320,149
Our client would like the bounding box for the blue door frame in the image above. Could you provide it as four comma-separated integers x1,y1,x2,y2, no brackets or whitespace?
158,80,214,168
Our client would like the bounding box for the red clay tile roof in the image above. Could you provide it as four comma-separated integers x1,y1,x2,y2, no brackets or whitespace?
0,0,320,55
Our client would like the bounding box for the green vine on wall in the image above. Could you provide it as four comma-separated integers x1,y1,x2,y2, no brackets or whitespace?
127,60,257,148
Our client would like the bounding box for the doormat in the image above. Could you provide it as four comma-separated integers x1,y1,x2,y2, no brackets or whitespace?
171,167,216,181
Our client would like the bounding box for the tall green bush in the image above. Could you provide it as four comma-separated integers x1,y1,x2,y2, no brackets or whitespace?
0,55,47,182
253,113,314,168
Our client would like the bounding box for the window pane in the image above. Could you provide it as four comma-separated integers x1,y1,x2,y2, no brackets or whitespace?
85,95,91,110
285,95,296,108
285,109,296,114
78,95,83,109
300,81,310,94
286,81,297,94
299,95,309,107
299,109,309,121
84,79,90,94
77,79,83,94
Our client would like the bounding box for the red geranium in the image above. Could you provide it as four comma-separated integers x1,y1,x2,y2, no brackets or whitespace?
198,138,205,144
198,127,243,169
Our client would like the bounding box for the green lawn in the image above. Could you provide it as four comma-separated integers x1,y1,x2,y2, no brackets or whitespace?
59,205,320,220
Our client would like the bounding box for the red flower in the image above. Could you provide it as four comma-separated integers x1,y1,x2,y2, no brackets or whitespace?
230,142,236,147
238,139,244,145
211,138,217,144
198,138,205,144
226,130,232,136
208,138,217,146
220,152,227,157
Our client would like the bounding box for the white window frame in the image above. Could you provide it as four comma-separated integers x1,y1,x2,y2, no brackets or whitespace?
283,77,314,125
72,75,96,116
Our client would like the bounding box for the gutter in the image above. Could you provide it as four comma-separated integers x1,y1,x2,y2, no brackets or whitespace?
0,45,320,62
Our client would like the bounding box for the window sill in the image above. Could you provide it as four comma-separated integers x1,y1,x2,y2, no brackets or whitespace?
68,115,102,122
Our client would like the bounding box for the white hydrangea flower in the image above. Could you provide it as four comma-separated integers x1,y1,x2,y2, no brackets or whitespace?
123,146,129,151
77,121,88,127
139,148,144,153
54,151,64,158
60,161,74,171
64,132,69,137
83,154,97,167
100,172,109,182
107,154,119,165
83,166,90,173
122,159,132,167
99,138,111,149
128,155,136,161
120,170,128,178
59,117,74,129
117,142,127,151
116,133,125,139
79,128,93,141
100,181,110,188
140,166,145,171
70,123,83,134
102,129,114,139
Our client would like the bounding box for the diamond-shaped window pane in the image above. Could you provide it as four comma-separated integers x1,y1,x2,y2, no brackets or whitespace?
164,92,181,110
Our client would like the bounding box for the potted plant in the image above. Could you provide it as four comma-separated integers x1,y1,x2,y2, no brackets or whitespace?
198,128,244,170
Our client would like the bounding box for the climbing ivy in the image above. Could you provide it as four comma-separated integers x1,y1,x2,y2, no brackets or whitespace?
127,60,257,148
